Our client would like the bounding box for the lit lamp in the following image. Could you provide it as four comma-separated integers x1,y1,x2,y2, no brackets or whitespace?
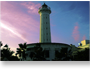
78,43,82,46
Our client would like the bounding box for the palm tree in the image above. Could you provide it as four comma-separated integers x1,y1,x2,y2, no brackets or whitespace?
16,48,22,59
0,42,19,61
16,43,27,61
4,44,8,47
1,44,14,61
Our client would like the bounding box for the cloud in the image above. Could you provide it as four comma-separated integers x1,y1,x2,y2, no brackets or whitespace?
82,35,86,40
1,22,29,42
1,1,40,29
21,2,41,14
72,22,80,41
1,1,40,44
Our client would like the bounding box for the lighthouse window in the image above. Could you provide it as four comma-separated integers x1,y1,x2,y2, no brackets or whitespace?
46,22,47,24
46,17,47,19
47,39,48,41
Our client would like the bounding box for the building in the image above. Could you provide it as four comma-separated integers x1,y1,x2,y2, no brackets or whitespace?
25,43,71,61
78,40,90,51
23,3,72,61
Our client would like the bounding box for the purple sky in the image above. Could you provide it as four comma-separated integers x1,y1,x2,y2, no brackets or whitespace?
1,1,89,52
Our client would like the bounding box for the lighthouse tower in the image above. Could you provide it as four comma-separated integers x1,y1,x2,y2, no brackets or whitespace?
38,3,51,43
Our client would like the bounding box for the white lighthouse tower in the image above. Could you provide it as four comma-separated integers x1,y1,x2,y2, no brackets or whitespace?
38,3,51,43
24,3,71,61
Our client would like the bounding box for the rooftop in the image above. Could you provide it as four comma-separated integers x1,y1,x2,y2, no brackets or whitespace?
42,3,47,7
38,3,51,10
27,42,70,47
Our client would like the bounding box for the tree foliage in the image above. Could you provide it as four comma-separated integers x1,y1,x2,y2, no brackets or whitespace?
0,42,18,61
28,44,46,61
74,48,89,61
54,48,73,61
16,43,27,60
1,41,89,61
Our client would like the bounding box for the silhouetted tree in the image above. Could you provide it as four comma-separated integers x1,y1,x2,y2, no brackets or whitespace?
16,43,27,61
16,48,22,58
54,48,73,61
1,48,13,58
1,44,14,61
0,41,18,61
74,48,89,61
29,52,35,60
0,41,3,60
29,44,46,61
9,56,19,61
0,41,3,47
4,44,10,50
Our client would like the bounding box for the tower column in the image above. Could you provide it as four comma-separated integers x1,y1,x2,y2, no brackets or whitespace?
38,3,51,43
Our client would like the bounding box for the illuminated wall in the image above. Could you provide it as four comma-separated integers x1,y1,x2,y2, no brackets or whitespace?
81,40,89,46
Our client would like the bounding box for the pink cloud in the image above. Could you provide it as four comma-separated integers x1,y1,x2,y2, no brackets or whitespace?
72,22,80,41
0,1,42,53
21,2,41,14
1,2,39,41
82,35,86,40
1,1,41,50
1,22,30,42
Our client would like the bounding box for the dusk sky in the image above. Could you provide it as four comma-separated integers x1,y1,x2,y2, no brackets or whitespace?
0,1,89,52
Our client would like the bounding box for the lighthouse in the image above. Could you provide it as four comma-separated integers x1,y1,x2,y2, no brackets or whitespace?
25,3,71,61
38,3,51,43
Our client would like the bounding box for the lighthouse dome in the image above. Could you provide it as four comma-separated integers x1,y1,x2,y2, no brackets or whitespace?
42,3,47,8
